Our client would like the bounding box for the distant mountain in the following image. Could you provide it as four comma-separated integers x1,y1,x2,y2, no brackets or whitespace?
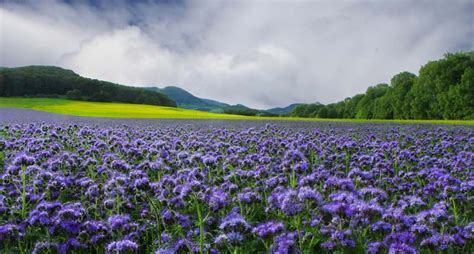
0,66,176,107
147,86,229,112
148,86,300,116
149,87,283,116
266,103,302,115
222,104,260,116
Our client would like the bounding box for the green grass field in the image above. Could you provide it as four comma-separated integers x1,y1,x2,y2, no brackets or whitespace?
1,98,473,125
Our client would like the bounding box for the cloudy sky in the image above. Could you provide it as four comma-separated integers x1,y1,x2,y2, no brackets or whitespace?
0,0,472,109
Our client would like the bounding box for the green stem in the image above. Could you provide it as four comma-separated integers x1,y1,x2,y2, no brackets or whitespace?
146,194,162,245
451,198,459,225
290,169,297,188
20,166,28,220
195,200,205,254
260,239,269,251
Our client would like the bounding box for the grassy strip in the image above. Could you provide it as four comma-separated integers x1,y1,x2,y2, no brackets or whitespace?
1,97,473,125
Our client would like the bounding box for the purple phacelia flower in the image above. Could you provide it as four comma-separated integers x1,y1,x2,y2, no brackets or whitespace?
0,223,20,240
387,243,417,254
237,189,262,204
108,214,131,231
367,241,383,254
12,153,36,166
252,221,284,238
272,232,298,254
219,211,250,232
215,232,244,245
207,188,228,211
106,240,138,253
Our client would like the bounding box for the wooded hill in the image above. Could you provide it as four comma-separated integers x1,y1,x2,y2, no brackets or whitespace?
0,66,177,107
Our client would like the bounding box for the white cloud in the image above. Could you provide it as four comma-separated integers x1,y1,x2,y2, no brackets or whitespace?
0,1,112,66
60,26,178,86
1,0,472,109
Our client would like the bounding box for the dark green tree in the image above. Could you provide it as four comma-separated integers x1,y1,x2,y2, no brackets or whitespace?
66,89,82,100
411,52,473,119
355,83,390,119
390,72,416,119
373,95,394,119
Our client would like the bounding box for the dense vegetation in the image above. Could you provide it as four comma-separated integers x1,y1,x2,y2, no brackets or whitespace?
291,51,473,120
0,66,177,107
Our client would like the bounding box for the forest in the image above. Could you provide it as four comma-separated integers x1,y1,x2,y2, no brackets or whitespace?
0,66,177,107
291,51,473,120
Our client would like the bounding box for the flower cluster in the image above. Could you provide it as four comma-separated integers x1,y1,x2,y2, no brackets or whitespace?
0,122,472,253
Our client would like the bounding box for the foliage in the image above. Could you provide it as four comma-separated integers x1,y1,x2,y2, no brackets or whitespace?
291,51,474,120
0,66,177,107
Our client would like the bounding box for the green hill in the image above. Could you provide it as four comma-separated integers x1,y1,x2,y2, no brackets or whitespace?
147,86,229,112
222,104,277,116
149,86,287,116
266,103,302,115
0,66,176,107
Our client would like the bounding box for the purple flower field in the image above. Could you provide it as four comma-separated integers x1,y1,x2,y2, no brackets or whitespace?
0,112,473,253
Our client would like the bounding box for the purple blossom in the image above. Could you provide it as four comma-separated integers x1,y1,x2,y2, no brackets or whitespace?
106,240,138,253
272,232,298,254
215,232,244,245
367,242,383,254
12,153,36,166
219,211,250,232
108,215,131,231
207,188,228,211
252,221,284,238
0,223,20,240
388,243,417,254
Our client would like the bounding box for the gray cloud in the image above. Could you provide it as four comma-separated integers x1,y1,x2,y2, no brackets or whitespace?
1,0,472,109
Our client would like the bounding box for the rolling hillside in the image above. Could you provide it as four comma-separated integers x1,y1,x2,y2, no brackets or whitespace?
266,103,302,115
0,66,176,107
149,86,295,116
147,86,229,112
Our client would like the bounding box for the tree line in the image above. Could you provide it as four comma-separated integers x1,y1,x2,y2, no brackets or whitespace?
0,66,177,107
291,51,473,120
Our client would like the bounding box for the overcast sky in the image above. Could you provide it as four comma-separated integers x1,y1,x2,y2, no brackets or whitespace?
0,0,472,109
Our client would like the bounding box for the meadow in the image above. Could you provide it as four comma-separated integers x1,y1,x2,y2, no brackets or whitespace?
0,118,472,253
1,98,473,125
